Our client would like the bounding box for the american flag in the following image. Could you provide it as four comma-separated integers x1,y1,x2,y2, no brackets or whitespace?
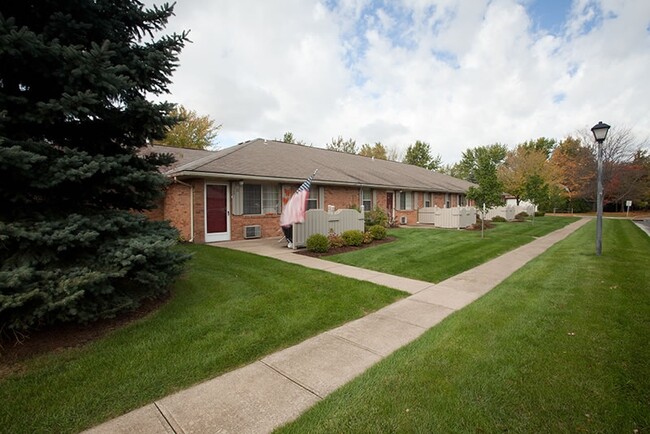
280,170,318,227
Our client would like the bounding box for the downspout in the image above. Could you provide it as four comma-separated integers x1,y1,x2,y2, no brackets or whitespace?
173,177,194,242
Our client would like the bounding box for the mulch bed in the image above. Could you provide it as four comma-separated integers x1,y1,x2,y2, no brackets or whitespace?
294,236,397,257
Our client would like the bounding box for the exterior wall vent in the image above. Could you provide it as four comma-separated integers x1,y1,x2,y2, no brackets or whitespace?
244,225,261,239
400,216,408,225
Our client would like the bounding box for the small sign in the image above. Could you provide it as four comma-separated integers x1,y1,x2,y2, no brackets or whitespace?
626,200,632,207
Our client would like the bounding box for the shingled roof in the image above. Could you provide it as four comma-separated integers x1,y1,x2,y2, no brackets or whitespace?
150,139,475,193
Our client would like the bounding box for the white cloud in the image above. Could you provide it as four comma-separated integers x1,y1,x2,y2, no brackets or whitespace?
150,0,650,162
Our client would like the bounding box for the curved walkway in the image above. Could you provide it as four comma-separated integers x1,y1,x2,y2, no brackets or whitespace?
85,218,589,434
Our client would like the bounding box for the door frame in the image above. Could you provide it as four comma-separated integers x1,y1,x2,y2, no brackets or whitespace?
204,182,231,242
386,191,394,221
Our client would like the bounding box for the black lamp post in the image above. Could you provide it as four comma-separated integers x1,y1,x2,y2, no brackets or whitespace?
591,121,610,256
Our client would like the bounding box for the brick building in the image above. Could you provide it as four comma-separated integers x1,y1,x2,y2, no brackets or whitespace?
145,139,475,243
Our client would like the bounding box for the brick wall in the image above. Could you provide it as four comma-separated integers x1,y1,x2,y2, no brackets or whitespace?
142,203,164,221
231,214,282,241
153,179,205,243
431,193,446,208
324,187,361,210
148,177,469,243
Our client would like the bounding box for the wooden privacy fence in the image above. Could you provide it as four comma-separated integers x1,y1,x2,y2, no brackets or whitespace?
291,208,365,248
418,206,477,228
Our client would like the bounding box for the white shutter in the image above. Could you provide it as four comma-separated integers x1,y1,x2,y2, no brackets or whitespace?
232,182,243,215
318,186,325,210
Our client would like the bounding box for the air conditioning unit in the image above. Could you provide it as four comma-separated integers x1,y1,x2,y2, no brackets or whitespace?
243,225,261,239
400,216,408,225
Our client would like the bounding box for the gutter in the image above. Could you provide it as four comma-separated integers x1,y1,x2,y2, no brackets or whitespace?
173,177,194,243
168,171,469,194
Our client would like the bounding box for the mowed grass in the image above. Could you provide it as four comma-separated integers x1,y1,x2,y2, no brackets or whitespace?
278,219,650,433
0,245,405,434
328,216,579,282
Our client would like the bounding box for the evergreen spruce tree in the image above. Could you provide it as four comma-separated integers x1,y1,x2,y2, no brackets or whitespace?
0,1,190,333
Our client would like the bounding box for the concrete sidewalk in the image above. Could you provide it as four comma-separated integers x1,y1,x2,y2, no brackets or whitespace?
85,218,588,434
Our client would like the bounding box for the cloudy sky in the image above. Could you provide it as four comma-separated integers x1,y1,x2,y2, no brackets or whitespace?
150,0,650,163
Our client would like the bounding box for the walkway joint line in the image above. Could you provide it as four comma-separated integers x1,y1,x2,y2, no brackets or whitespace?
153,402,177,434
259,360,324,400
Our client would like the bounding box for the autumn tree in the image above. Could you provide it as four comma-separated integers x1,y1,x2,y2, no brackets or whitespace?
158,105,221,149
498,144,558,205
605,149,650,210
577,126,648,208
550,136,595,211
327,136,357,153
0,0,189,333
359,142,388,160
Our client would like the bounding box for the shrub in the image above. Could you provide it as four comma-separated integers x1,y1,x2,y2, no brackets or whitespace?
535,211,545,217
306,233,329,253
491,215,507,222
365,205,388,228
369,224,387,240
342,230,364,247
515,212,529,220
327,231,346,248
362,231,374,244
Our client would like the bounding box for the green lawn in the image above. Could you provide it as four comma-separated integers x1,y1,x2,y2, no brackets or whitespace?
0,245,405,434
328,216,579,282
278,219,650,433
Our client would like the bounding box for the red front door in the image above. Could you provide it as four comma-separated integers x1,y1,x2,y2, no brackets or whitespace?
206,184,228,236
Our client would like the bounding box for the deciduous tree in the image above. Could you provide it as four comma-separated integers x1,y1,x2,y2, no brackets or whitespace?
327,136,357,153
550,136,596,208
402,140,442,170
498,144,558,205
519,137,557,158
158,105,220,149
359,142,387,160
466,149,505,210
455,144,507,183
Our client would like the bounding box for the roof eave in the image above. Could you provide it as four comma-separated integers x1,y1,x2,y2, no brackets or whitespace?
167,170,470,193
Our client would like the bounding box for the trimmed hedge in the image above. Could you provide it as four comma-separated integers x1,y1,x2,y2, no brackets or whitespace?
342,230,364,247
369,224,387,240
306,233,329,253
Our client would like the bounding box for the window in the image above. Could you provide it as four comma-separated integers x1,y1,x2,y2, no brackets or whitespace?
243,184,279,214
306,188,319,210
459,194,467,206
361,188,372,211
445,193,451,208
398,191,412,210
424,192,431,208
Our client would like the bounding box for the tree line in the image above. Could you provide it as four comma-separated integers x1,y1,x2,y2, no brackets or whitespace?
453,132,650,212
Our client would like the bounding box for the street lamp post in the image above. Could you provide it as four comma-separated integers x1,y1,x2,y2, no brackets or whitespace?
591,121,610,256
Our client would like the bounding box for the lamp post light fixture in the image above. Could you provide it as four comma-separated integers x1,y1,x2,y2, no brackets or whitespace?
591,121,610,256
